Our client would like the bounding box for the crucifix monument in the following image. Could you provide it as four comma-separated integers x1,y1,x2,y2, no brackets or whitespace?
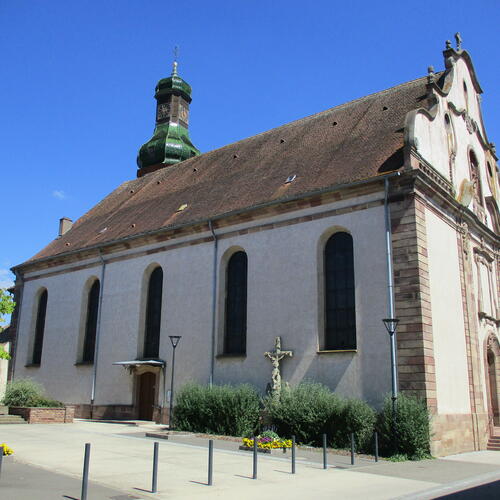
264,337,293,397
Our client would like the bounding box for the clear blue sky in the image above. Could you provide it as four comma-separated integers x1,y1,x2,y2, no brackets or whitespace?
1,0,499,287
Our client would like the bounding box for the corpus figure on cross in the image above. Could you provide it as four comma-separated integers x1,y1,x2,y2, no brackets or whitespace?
264,336,293,398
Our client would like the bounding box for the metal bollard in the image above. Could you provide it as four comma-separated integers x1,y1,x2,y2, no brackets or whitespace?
350,433,355,466
81,443,91,500
252,436,258,479
207,440,214,486
374,432,379,462
322,434,327,469
152,441,159,493
291,435,296,474
0,445,3,480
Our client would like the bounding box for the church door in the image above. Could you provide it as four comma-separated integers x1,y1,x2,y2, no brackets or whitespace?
138,372,156,421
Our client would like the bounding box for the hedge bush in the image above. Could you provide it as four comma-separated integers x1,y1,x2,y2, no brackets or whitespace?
174,383,260,437
265,382,344,445
377,393,431,460
2,378,63,408
330,398,376,452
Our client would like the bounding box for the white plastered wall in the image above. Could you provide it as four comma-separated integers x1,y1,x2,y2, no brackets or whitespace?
426,208,470,414
14,190,392,409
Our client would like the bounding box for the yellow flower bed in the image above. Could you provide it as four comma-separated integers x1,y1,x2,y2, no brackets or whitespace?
1,443,14,455
242,437,292,450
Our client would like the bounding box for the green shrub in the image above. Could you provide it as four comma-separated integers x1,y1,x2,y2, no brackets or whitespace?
174,383,260,437
265,382,344,445
377,393,431,460
2,378,63,408
330,398,376,452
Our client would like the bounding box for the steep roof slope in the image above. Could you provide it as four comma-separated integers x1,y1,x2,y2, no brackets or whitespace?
28,75,430,263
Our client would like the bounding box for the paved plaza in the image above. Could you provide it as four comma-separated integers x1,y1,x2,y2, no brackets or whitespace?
1,421,500,499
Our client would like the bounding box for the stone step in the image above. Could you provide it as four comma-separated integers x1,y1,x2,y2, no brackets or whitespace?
0,415,27,424
487,445,500,451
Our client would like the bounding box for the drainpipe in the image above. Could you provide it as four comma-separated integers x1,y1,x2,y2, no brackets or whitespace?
208,220,218,387
384,176,399,409
90,249,106,418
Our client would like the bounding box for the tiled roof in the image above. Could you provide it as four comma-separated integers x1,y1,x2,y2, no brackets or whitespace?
27,75,430,264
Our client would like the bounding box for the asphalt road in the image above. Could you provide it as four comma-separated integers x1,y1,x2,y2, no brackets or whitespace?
0,459,147,500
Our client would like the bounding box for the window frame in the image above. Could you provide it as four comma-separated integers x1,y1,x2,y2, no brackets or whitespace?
31,289,48,365
321,231,357,352
222,250,248,356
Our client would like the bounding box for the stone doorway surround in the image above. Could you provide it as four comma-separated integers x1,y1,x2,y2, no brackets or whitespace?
485,333,500,430
112,359,165,422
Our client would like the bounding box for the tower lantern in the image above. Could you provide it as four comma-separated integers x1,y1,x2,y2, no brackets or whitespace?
137,57,200,177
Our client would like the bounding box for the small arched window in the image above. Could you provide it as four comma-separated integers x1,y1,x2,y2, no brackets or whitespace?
463,81,469,113
82,280,100,363
32,289,48,365
469,150,483,203
224,251,248,355
144,267,163,358
324,232,356,350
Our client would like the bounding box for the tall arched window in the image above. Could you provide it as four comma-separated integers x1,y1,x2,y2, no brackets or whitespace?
324,232,356,350
82,280,100,363
144,267,163,358
224,251,248,355
32,289,48,365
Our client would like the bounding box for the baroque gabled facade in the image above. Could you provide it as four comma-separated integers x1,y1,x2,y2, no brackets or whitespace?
8,38,499,456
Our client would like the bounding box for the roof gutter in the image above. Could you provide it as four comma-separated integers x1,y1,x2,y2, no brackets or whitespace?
13,171,403,272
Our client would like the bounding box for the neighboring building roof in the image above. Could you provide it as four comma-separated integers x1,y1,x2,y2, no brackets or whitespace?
27,75,431,264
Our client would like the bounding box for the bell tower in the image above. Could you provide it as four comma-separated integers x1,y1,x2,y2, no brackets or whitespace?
137,58,200,177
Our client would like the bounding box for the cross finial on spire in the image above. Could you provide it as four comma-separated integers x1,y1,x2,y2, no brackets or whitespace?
172,45,179,76
455,32,462,50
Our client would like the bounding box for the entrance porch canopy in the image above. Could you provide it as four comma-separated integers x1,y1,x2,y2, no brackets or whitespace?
113,359,166,367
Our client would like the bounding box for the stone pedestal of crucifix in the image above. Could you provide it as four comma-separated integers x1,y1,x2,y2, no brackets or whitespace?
264,337,293,398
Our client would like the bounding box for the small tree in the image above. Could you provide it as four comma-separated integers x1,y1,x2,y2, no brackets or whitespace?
0,288,15,360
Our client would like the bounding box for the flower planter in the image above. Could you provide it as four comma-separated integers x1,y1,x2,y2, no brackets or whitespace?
239,445,272,454
9,406,75,424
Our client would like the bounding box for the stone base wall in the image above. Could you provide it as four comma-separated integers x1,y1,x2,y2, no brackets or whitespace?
72,403,171,424
431,412,489,456
9,406,74,424
72,404,136,420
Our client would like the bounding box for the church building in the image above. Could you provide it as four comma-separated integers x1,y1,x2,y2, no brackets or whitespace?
8,36,499,456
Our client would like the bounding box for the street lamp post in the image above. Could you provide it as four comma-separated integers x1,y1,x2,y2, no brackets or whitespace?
168,335,181,430
383,318,399,452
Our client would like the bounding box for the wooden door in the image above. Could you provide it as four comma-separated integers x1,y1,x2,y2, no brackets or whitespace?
138,372,156,421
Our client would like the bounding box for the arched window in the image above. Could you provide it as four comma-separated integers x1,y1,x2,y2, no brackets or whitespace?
324,232,356,350
224,251,248,355
144,267,163,358
32,289,48,365
82,280,100,363
463,81,469,113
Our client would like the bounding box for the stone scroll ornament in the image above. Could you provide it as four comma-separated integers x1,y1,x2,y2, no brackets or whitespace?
264,337,293,398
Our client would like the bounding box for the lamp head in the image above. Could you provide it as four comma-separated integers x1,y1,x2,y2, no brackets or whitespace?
169,335,182,348
382,318,400,336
